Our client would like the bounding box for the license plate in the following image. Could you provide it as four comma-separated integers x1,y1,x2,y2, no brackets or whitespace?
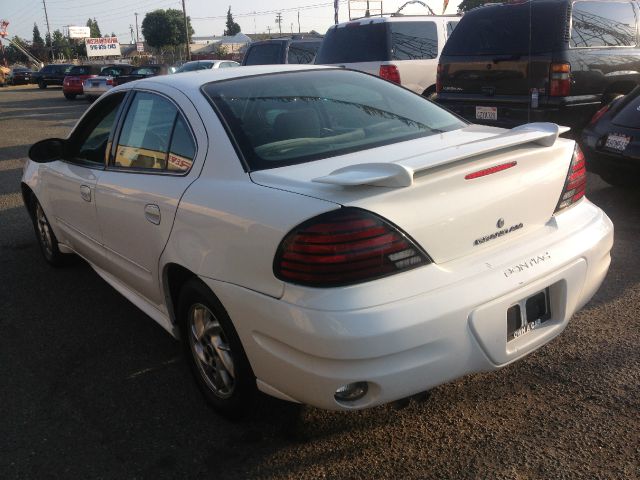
604,133,631,152
507,288,551,341
476,106,497,121
92,82,99,87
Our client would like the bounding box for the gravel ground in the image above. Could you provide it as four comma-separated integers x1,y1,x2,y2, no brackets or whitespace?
0,85,638,479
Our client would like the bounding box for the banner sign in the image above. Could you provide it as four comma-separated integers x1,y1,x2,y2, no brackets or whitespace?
85,37,121,57
136,41,144,52
68,26,90,38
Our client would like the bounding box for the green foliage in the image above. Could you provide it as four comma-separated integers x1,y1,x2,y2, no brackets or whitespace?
457,0,494,12
52,29,73,59
32,24,44,46
224,7,241,36
86,18,101,38
141,9,194,49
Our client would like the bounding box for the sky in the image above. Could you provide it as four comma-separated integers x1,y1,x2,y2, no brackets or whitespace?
2,0,460,44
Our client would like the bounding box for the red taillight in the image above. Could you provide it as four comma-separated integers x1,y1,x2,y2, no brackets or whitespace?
106,77,113,86
274,208,431,287
589,104,610,126
379,65,401,84
555,144,586,213
550,63,571,97
436,63,443,93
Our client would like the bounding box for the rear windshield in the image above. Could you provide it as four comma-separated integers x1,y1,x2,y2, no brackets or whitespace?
244,44,283,65
612,86,640,127
315,23,389,63
443,2,566,55
177,62,212,72
203,69,465,171
287,41,322,64
69,66,98,75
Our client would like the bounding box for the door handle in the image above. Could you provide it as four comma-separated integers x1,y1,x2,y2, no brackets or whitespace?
144,204,161,225
80,185,92,202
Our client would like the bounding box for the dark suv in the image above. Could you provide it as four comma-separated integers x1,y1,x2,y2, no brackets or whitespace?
241,37,323,66
34,64,74,89
436,0,640,131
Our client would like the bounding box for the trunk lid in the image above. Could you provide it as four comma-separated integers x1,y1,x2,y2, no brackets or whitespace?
251,124,574,264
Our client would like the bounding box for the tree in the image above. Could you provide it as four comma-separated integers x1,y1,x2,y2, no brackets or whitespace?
32,24,44,46
224,7,241,36
87,18,101,38
141,9,194,50
52,29,72,59
457,0,493,12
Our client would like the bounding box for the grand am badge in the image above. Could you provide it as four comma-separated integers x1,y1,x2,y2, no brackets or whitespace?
473,222,523,246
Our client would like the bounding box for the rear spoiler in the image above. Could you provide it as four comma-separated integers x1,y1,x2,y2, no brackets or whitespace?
312,123,570,188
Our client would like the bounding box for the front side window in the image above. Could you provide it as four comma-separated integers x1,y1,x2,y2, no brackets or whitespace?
571,1,637,47
70,92,127,165
114,91,195,172
391,22,438,60
244,44,283,65
204,70,465,171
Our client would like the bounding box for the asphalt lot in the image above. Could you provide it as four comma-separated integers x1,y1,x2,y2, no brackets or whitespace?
1,85,638,479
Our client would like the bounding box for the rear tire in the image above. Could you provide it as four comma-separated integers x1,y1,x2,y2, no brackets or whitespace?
32,197,71,267
64,93,76,100
178,279,257,418
38,80,46,89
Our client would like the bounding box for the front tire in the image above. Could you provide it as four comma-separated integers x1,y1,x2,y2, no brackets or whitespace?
32,198,70,266
178,279,257,418
38,80,47,89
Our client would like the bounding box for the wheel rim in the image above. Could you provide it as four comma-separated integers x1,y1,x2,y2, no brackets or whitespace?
188,303,236,399
36,204,54,258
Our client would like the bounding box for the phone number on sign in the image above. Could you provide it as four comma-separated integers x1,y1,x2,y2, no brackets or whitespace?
89,44,118,50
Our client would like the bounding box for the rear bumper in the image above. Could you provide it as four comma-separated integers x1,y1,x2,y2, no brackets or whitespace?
202,200,613,410
83,84,111,96
581,144,640,175
63,84,84,94
436,96,600,131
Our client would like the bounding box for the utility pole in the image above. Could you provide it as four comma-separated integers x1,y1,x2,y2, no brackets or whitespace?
181,0,191,61
134,12,139,43
297,10,300,33
267,26,271,36
275,12,282,36
129,25,134,44
42,0,52,61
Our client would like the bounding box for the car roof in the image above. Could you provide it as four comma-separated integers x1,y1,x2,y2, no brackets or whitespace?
250,37,323,45
121,64,333,93
334,15,460,27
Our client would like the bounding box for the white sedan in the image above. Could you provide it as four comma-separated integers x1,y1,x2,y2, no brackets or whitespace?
22,65,613,415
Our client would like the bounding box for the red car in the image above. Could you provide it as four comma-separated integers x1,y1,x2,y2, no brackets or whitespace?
62,65,103,100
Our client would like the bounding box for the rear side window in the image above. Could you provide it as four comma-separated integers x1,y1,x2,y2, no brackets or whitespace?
390,22,438,60
114,92,195,172
443,2,565,55
70,66,96,75
244,44,283,65
571,1,637,47
287,42,321,64
447,21,458,36
315,23,389,63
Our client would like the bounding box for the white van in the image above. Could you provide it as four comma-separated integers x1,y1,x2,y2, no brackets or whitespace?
315,16,459,97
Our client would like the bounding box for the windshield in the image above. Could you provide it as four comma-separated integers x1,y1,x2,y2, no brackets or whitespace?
203,69,465,171
69,66,96,75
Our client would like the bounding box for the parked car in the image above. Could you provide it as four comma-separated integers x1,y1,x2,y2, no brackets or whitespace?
63,65,104,100
242,37,322,66
436,0,640,130
33,63,74,89
82,64,135,101
316,16,459,96
174,60,239,73
581,86,640,186
112,64,169,86
8,66,34,85
22,65,613,416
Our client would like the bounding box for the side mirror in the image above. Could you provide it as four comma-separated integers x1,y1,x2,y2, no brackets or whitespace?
28,138,66,163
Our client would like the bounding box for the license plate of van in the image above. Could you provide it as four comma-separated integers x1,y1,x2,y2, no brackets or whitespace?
476,106,497,121
604,133,631,152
